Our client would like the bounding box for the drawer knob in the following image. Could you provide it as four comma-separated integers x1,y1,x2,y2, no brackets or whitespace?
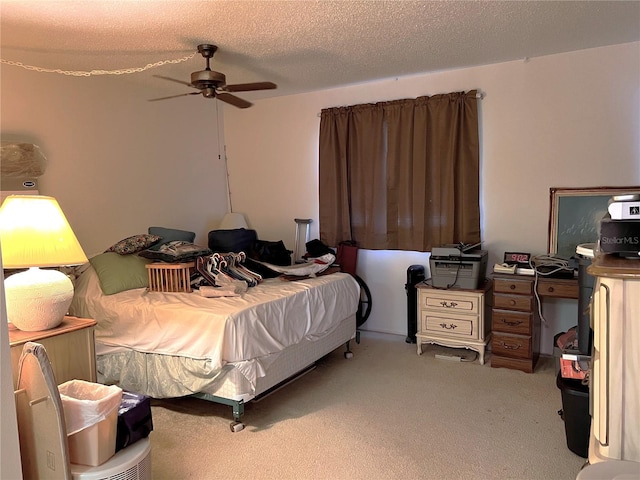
509,284,516,290
439,301,458,308
499,341,522,350
547,286,555,293
509,299,516,306
502,319,522,327
439,323,458,330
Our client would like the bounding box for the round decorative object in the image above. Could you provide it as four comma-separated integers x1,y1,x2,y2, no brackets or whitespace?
4,267,73,331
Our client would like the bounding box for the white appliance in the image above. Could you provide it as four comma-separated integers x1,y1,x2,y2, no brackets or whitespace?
70,437,151,480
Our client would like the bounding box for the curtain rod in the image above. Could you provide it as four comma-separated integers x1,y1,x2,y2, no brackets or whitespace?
316,91,484,117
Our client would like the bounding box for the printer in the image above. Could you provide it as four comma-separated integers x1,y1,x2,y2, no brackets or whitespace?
429,244,488,289
599,215,640,258
599,193,640,258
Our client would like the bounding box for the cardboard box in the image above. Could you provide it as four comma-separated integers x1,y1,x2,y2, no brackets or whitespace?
560,358,588,380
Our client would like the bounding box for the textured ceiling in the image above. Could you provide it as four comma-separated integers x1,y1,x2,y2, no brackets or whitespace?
1,1,639,100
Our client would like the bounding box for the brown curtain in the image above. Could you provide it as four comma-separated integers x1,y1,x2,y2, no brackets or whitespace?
319,90,480,251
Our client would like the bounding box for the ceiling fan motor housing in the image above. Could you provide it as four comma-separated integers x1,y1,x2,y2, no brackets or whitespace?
191,70,226,88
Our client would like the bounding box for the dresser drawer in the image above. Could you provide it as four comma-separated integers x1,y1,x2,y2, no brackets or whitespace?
492,309,532,335
421,311,474,338
493,293,534,312
494,277,533,295
492,332,532,359
536,278,579,299
419,291,479,315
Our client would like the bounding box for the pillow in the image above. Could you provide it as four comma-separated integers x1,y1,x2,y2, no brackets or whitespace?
139,241,212,263
89,252,152,295
147,227,196,251
105,234,162,255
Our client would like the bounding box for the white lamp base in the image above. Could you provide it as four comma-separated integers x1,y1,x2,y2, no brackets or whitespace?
4,267,73,331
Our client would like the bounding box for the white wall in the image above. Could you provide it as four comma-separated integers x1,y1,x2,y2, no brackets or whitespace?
224,42,640,353
1,70,229,254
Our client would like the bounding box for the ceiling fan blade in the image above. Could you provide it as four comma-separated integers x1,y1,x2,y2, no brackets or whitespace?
216,93,253,109
153,75,194,88
148,92,201,102
223,82,277,92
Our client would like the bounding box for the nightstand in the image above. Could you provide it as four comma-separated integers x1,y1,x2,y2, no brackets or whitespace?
9,315,97,388
416,281,492,364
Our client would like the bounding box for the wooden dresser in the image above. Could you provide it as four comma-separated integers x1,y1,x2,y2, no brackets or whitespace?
491,273,578,373
416,281,492,364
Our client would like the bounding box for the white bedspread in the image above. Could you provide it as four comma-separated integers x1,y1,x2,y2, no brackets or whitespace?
70,266,360,382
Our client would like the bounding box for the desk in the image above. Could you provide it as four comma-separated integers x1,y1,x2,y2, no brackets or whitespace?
535,276,579,300
491,274,578,373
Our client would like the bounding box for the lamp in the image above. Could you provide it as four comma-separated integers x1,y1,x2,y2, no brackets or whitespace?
0,195,87,331
219,137,249,230
219,212,248,230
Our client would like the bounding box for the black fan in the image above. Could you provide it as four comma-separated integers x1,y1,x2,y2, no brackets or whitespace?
149,44,277,108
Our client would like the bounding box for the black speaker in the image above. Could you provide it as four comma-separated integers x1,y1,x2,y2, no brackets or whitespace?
405,265,425,343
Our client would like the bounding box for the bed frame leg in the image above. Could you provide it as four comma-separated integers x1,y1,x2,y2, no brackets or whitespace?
344,340,354,359
191,392,246,432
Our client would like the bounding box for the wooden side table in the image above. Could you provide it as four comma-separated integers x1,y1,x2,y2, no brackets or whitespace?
416,281,492,364
9,315,97,388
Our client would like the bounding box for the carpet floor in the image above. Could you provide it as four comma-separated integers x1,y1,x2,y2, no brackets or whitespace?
148,331,587,479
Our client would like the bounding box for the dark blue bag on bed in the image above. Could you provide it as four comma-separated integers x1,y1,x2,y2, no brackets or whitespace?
208,228,257,253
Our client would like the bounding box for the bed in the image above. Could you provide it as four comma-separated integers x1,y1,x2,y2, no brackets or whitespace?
68,253,360,431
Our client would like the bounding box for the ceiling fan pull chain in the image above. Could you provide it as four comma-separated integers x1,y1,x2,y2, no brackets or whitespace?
0,52,197,77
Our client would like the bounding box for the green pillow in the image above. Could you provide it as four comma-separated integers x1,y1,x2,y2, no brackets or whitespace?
89,252,152,295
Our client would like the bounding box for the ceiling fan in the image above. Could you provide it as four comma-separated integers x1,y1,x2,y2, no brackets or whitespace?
149,44,277,108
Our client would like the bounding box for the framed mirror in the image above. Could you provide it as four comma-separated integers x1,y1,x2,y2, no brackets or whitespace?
548,186,640,259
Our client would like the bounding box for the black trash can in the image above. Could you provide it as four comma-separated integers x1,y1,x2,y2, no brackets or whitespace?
405,265,425,343
556,373,591,458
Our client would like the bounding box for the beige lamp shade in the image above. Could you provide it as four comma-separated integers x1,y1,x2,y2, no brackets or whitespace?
0,195,88,331
0,195,87,268
219,212,248,230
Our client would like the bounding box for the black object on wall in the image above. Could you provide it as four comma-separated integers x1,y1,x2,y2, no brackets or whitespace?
405,265,426,343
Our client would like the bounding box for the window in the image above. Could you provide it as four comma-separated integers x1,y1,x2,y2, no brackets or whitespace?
319,91,481,251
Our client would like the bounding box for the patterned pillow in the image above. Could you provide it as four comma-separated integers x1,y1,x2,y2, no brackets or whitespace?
105,234,162,255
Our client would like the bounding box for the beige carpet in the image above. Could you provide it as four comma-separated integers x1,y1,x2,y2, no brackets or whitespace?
149,331,587,479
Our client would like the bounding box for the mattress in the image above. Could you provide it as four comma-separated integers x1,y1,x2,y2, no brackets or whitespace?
70,265,360,388
96,313,356,400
